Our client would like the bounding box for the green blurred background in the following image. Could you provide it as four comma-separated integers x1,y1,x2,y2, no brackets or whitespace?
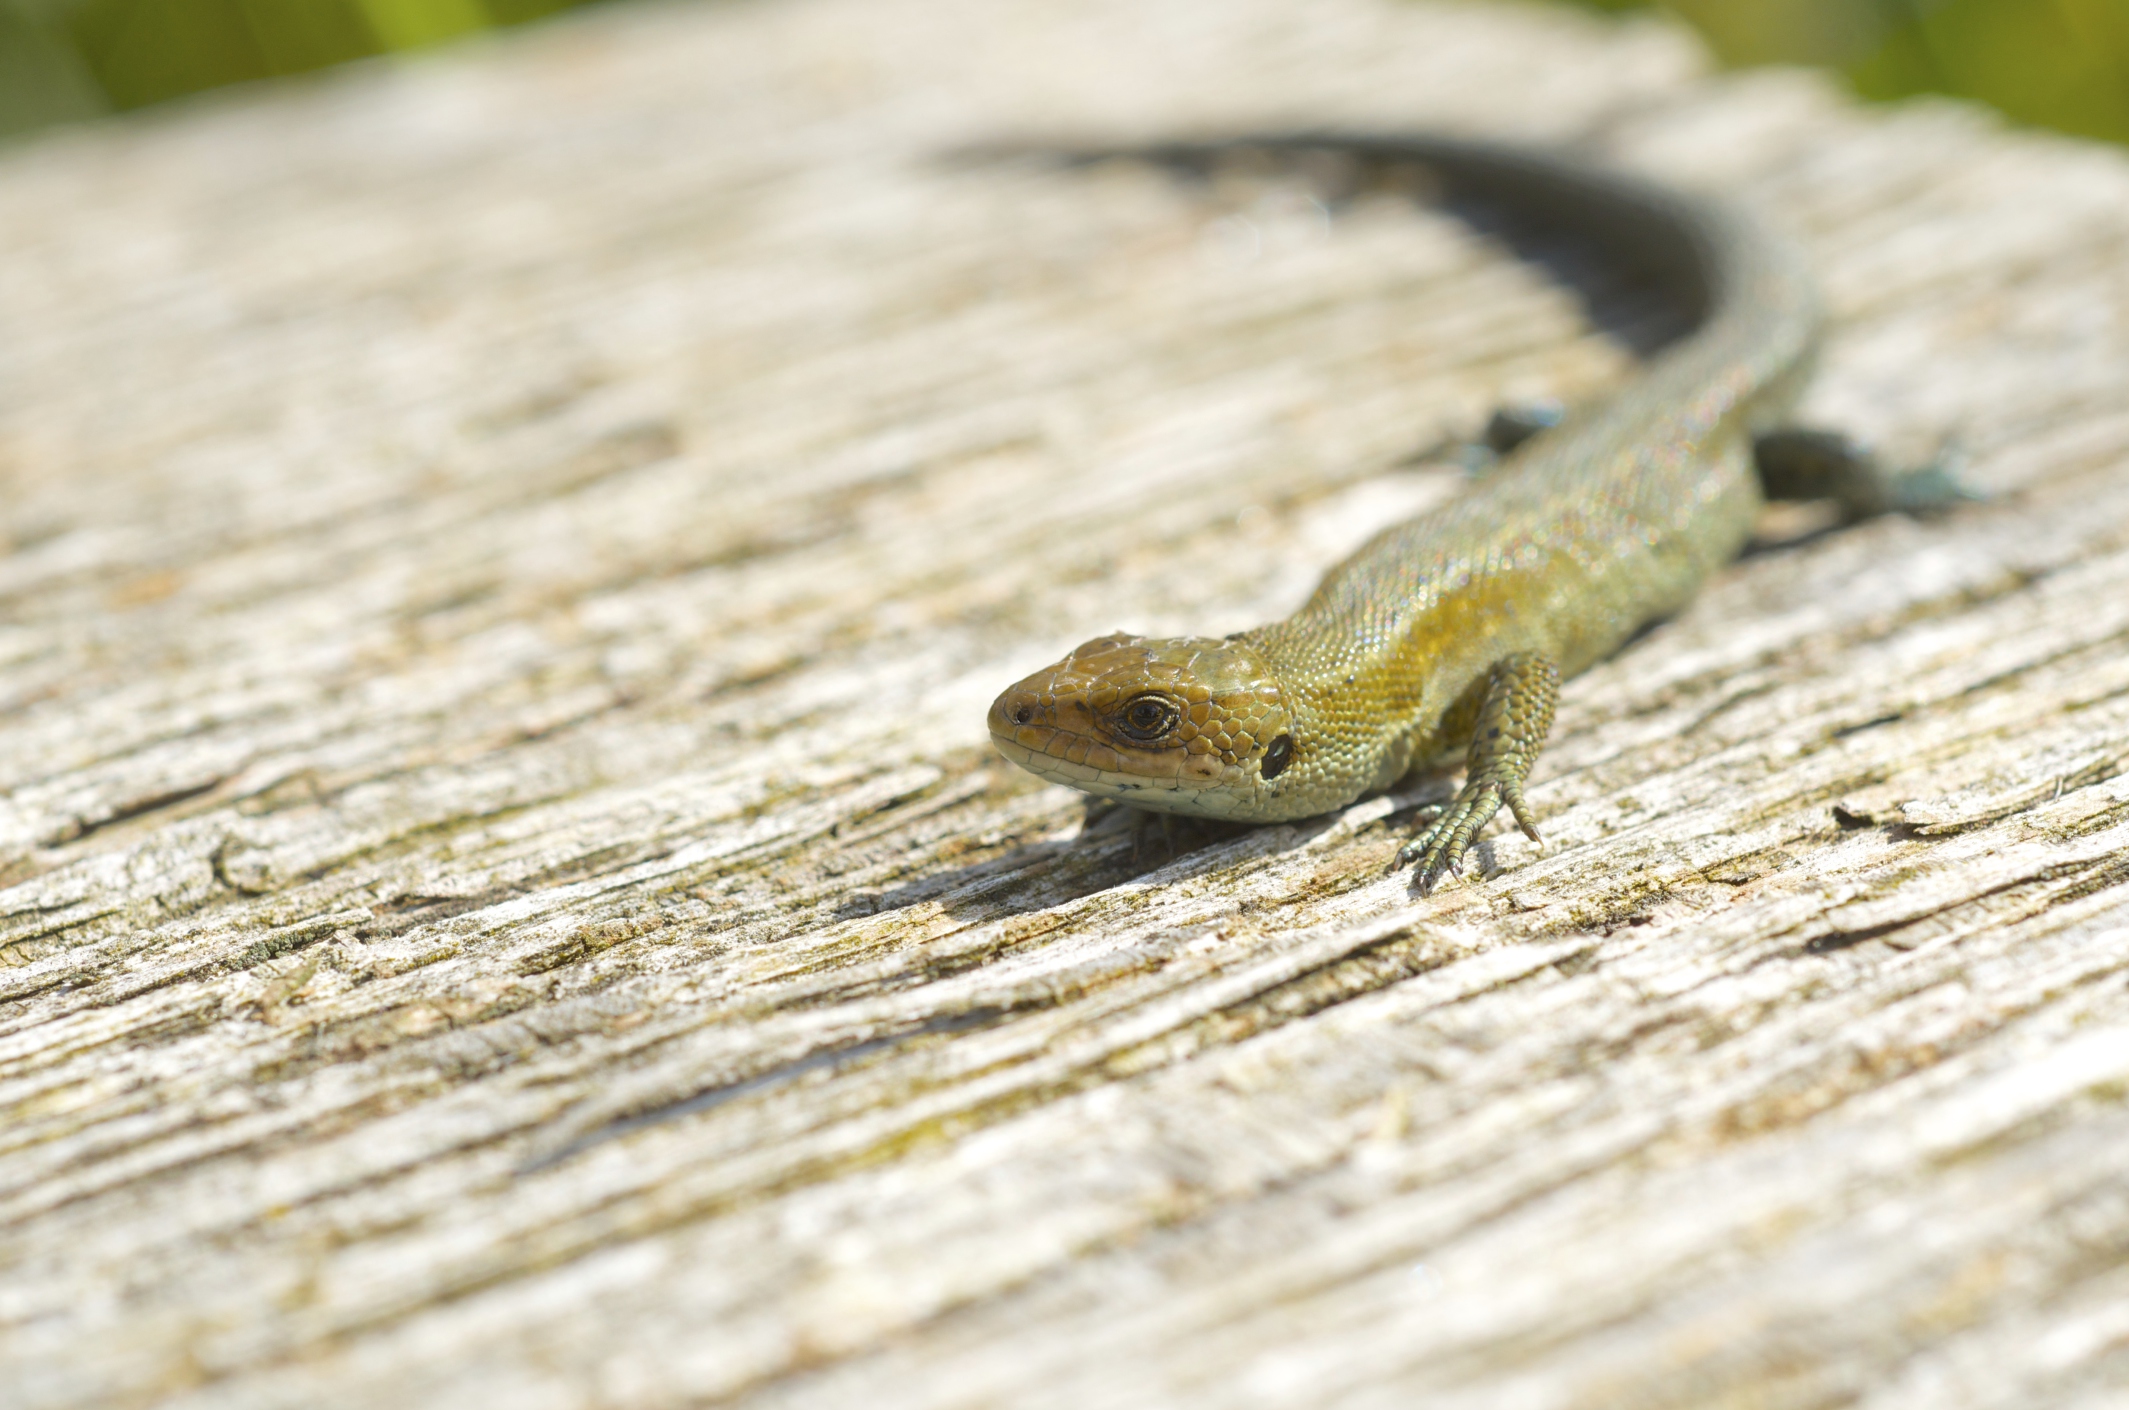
2,0,2128,144
0,0,587,136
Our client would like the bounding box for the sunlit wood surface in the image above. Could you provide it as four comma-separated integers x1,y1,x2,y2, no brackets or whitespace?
5,0,2129,1405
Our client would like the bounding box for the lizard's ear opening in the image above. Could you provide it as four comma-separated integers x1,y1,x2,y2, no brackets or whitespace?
1260,734,1294,780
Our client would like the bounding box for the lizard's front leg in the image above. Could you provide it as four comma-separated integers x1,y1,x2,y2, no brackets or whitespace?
1393,652,1559,894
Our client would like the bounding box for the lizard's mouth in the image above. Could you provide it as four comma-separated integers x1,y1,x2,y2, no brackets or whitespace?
985,686,1232,797
985,725,1265,819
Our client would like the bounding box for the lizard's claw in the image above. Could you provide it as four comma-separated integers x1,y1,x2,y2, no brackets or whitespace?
1392,781,1502,894
1391,778,1544,894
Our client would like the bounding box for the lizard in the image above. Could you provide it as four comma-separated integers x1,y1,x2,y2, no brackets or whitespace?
985,136,1964,894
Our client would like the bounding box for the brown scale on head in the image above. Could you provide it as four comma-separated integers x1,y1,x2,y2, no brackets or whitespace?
986,634,1297,820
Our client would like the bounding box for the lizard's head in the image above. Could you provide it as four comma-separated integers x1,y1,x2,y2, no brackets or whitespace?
986,634,1296,819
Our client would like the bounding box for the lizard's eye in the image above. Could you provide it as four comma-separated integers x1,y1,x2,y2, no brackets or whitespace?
1260,734,1293,780
1118,695,1180,742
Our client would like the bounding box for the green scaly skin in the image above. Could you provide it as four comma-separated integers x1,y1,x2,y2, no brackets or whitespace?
987,136,1827,893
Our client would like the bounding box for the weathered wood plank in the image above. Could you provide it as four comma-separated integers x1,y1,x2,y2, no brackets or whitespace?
3,0,2128,1405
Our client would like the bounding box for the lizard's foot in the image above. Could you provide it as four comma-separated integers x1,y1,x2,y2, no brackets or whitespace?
1390,777,1541,894
1754,428,1983,522
1392,780,1497,893
1480,399,1566,459
1390,652,1557,895
1407,398,1565,476
1884,440,1984,516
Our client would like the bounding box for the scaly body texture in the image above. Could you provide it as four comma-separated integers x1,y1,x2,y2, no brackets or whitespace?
988,137,1828,890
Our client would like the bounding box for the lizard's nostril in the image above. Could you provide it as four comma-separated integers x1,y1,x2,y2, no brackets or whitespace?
992,690,1038,730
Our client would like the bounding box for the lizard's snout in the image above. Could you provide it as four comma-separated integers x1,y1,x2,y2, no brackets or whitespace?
986,684,1048,741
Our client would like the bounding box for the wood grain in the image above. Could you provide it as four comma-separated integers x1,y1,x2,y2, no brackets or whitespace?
3,0,2127,1405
